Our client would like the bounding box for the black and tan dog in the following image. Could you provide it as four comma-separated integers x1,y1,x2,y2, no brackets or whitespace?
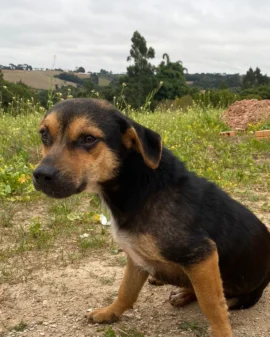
33,98,270,337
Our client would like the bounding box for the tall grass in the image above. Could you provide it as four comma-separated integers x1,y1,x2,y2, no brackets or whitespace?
0,102,269,201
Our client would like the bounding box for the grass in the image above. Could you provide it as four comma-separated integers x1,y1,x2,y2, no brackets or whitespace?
179,321,209,336
0,104,269,283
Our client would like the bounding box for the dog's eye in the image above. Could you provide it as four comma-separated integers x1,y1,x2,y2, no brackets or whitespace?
84,135,97,144
40,129,48,143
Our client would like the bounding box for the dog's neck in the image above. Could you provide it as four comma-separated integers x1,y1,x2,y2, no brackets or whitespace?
100,148,187,226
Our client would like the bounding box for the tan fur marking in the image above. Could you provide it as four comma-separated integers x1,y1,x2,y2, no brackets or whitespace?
87,256,148,323
113,232,190,287
39,115,119,192
184,247,232,337
39,113,59,156
51,142,119,190
67,117,104,141
122,127,160,169
41,144,48,157
40,113,59,140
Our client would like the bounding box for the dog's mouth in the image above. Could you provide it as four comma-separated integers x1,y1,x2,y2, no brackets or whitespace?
33,178,87,199
32,167,87,199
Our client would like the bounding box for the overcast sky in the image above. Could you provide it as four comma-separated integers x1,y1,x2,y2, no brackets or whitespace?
1,0,270,74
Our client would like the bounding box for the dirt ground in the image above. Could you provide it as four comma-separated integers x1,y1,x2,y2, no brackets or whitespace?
1,194,269,337
1,248,270,337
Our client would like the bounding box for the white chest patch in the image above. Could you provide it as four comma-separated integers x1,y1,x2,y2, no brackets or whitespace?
110,217,155,275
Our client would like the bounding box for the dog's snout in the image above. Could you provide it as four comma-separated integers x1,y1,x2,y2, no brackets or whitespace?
33,165,59,185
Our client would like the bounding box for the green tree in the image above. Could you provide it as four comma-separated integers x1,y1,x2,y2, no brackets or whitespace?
75,66,85,73
155,54,189,101
219,81,228,90
90,72,99,86
121,31,157,108
243,67,269,89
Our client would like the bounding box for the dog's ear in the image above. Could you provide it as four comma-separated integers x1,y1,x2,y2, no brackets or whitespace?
119,116,162,169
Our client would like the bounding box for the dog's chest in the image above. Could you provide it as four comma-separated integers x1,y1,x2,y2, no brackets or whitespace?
110,218,155,275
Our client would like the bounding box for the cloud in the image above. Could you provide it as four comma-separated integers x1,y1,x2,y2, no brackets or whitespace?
0,0,270,74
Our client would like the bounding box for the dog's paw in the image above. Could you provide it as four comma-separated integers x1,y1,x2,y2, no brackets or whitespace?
86,306,119,323
169,288,196,307
148,276,165,286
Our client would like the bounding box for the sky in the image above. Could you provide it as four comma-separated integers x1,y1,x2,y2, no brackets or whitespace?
1,0,270,75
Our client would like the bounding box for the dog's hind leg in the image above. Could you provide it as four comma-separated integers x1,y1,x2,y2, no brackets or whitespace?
184,247,232,337
87,256,148,323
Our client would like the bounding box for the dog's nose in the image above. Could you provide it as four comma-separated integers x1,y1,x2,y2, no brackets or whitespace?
33,165,59,185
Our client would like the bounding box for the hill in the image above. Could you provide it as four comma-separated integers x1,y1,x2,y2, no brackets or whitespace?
2,70,77,90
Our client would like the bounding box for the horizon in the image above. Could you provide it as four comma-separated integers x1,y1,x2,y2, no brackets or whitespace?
1,0,270,76
0,64,266,77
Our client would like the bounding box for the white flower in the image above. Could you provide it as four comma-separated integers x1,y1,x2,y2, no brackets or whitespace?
80,233,89,239
100,214,109,226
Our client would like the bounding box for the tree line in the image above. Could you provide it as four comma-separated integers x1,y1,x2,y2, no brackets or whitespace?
1,31,270,111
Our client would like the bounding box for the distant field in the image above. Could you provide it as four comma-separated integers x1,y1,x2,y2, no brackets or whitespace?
75,73,91,79
2,70,77,90
98,77,111,86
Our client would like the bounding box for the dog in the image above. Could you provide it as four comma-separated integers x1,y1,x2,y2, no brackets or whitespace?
32,98,270,337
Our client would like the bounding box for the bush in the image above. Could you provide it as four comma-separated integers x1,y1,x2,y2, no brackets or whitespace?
0,71,36,110
194,89,241,108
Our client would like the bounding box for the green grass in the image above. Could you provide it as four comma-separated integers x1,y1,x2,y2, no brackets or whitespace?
179,321,209,336
0,112,41,200
133,108,270,192
0,104,269,283
1,107,269,201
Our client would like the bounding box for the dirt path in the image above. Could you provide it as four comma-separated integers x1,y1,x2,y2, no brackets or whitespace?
1,251,270,337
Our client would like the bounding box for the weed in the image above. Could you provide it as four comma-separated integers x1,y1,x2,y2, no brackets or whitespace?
179,321,209,336
0,206,16,228
117,256,127,267
9,321,28,332
118,328,145,337
103,327,117,337
78,235,107,252
102,327,145,337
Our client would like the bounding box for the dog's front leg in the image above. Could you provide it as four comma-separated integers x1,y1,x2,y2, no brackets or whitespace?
87,256,148,323
184,248,232,337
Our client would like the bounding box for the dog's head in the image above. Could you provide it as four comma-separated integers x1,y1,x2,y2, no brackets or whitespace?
33,99,162,198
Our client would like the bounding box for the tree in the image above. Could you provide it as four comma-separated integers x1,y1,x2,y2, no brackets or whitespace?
89,72,99,86
75,66,85,73
219,81,228,90
121,31,157,108
243,67,269,89
155,54,189,101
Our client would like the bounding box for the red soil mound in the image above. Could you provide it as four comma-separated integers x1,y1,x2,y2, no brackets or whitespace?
223,99,270,130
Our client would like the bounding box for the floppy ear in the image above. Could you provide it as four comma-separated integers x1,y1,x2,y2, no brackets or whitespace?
120,118,162,169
